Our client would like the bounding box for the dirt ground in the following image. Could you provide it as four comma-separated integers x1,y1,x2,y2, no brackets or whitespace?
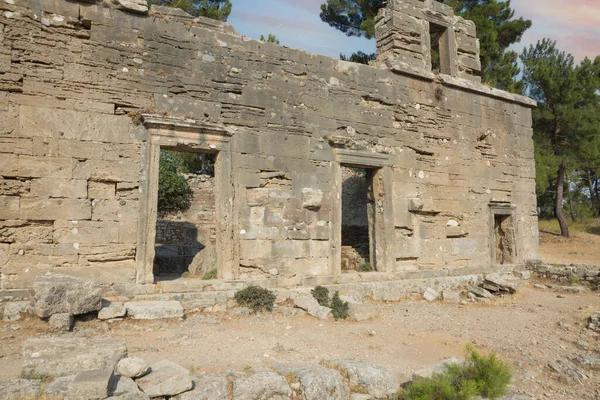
1,285,599,399
539,230,600,265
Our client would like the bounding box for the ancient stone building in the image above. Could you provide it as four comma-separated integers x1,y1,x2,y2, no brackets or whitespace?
0,0,538,293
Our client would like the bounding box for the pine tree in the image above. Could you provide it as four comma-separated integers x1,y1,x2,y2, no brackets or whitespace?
149,0,232,21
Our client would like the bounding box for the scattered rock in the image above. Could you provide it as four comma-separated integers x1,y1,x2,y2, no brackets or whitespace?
441,290,460,303
135,360,193,397
2,301,29,321
512,270,531,280
22,337,127,378
482,275,517,294
99,302,127,320
533,283,548,289
468,285,493,299
291,292,332,320
125,301,184,320
423,287,440,302
274,363,349,400
548,359,587,382
0,379,40,399
412,358,465,380
33,274,103,318
117,357,150,379
589,311,600,331
48,313,74,332
67,369,113,400
321,358,398,399
171,374,229,400
572,353,600,369
348,303,380,321
558,286,585,294
108,375,150,400
232,369,292,400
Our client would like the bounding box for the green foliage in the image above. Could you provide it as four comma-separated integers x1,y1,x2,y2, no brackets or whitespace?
260,34,280,44
158,150,193,215
320,0,531,93
149,0,232,20
399,346,511,400
340,51,376,65
202,268,217,280
311,286,331,307
330,291,349,321
234,286,276,313
358,263,373,272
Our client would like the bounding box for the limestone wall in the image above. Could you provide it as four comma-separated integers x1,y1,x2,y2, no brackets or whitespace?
0,0,538,290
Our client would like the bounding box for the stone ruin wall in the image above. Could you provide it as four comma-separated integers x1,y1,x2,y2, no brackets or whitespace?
0,0,539,291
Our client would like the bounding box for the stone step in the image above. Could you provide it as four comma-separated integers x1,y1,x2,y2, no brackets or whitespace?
125,300,185,320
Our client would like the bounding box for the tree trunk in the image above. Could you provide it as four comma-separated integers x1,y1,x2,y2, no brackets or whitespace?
555,162,570,237
586,170,599,218
566,177,576,222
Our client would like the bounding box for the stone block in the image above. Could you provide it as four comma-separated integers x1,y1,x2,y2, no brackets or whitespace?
108,375,149,399
320,359,399,400
88,181,116,199
22,337,127,378
0,154,19,177
2,300,29,321
43,375,74,398
442,290,461,303
17,155,73,178
301,188,323,210
135,360,193,397
48,313,74,332
92,199,138,222
291,292,331,320
30,178,88,198
73,159,139,182
33,274,103,318
125,301,185,319
232,369,292,400
66,369,113,400
171,374,228,400
423,287,440,302
98,302,127,320
20,198,91,220
0,196,19,219
273,363,349,400
0,379,41,399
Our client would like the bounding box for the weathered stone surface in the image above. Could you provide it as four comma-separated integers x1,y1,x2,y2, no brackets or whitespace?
43,375,74,398
109,375,150,400
291,292,332,320
125,301,185,319
442,290,461,303
589,311,600,331
33,274,103,318
274,363,349,400
423,287,440,302
48,312,74,332
117,357,150,379
22,337,127,378
99,302,127,320
135,360,193,397
0,379,41,399
232,369,292,400
348,303,380,321
171,374,229,400
321,359,398,399
413,358,465,380
114,0,149,13
468,285,493,299
2,300,29,321
66,369,113,400
301,188,323,210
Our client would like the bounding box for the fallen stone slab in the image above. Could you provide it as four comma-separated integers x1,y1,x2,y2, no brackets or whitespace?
99,302,127,320
274,363,349,400
2,301,29,321
321,358,398,399
231,369,292,400
33,274,103,318
412,357,465,380
22,337,127,378
135,360,193,397
117,357,150,379
43,375,74,398
108,375,150,400
442,290,460,303
66,369,113,400
125,301,184,320
558,286,585,294
49,312,74,332
171,374,229,400
0,379,41,399
484,275,517,293
423,287,440,302
291,292,332,320
467,285,493,299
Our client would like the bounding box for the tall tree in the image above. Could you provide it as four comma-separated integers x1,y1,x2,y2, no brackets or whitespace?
320,0,531,92
149,0,232,20
521,39,600,237
260,34,280,44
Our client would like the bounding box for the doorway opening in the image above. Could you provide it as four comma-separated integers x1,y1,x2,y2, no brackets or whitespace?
493,213,516,265
341,166,377,272
154,149,217,280
429,22,450,74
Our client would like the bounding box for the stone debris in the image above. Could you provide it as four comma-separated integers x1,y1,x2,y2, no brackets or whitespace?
125,301,185,320
231,369,292,400
2,301,29,321
33,274,103,318
135,360,194,397
48,312,74,332
108,375,150,400
171,374,229,400
557,286,586,294
22,337,127,378
0,379,41,399
113,0,149,13
321,358,399,399
423,287,440,302
117,357,150,379
548,359,587,382
273,363,349,400
588,311,600,331
291,292,332,320
99,302,127,320
482,274,517,294
441,290,461,303
467,285,494,299
66,369,113,400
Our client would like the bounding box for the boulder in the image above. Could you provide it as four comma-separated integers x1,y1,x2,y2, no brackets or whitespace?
117,357,150,379
66,369,113,400
231,369,292,400
423,287,440,302
291,292,332,320
99,302,127,320
135,360,193,397
274,363,349,400
22,337,127,378
321,359,398,399
49,313,74,332
125,301,184,320
0,379,41,399
171,374,229,400
412,358,465,380
33,274,103,318
2,301,29,321
109,375,150,400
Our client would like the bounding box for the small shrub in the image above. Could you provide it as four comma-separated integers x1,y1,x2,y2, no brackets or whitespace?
181,271,190,278
330,291,349,321
234,286,276,313
311,286,330,307
358,263,373,272
202,268,217,280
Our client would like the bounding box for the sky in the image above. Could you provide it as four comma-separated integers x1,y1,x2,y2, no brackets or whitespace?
227,0,600,62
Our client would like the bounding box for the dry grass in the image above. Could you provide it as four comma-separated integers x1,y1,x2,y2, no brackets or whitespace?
538,218,600,265
538,218,600,236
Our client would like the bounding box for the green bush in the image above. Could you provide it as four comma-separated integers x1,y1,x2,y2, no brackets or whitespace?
202,268,217,280
311,286,330,307
358,263,373,272
330,291,349,321
158,150,193,215
234,286,276,313
399,346,511,400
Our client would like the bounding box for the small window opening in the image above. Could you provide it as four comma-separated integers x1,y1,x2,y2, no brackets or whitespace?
493,214,515,265
154,149,217,280
429,22,450,74
341,167,377,272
